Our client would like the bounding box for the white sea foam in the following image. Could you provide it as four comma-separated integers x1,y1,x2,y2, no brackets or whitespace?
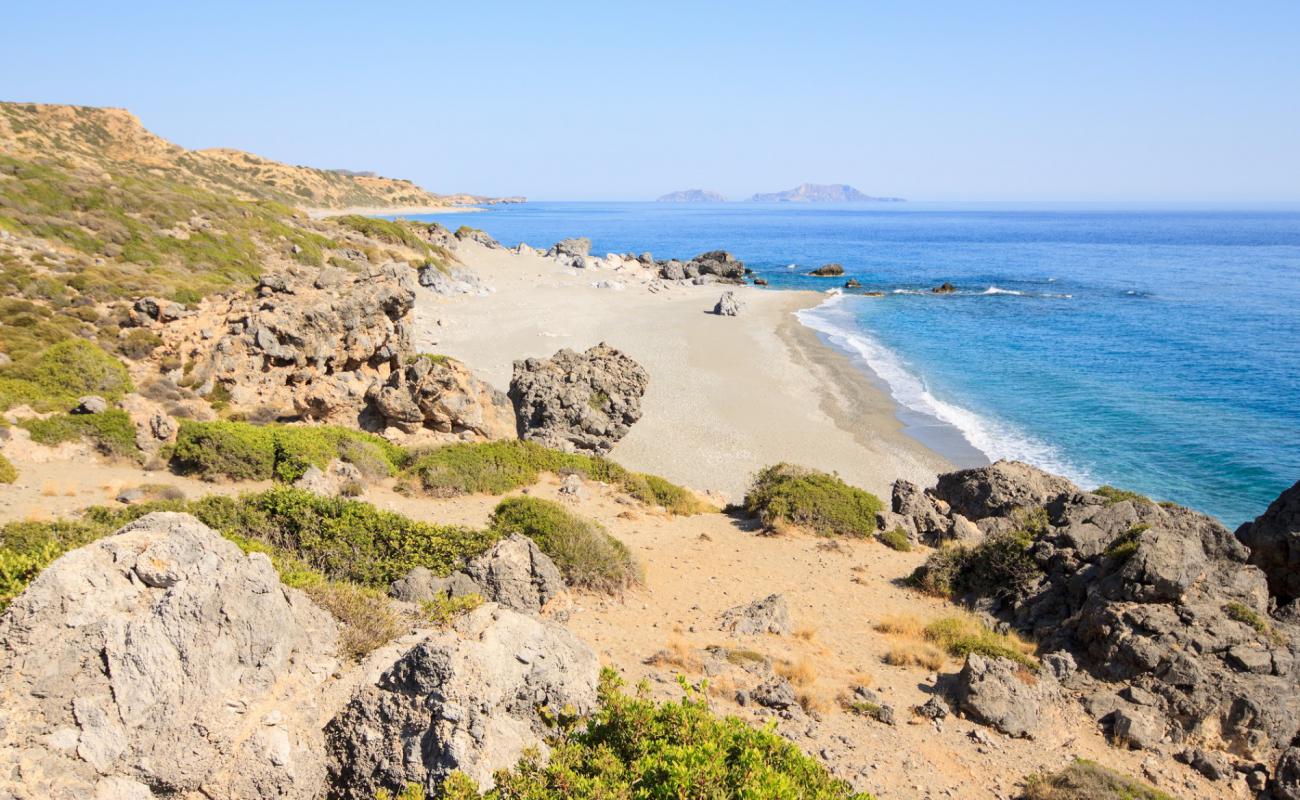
981,286,1024,295
795,294,1092,484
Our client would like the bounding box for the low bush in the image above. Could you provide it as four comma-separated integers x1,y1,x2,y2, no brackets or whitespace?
1022,759,1174,800
878,527,912,551
422,593,484,626
437,670,872,800
171,420,405,482
15,339,132,401
400,439,709,515
922,615,1037,669
744,464,882,536
0,452,16,484
908,527,1043,600
20,410,138,457
490,496,641,591
1093,485,1150,506
303,581,406,660
1102,523,1150,564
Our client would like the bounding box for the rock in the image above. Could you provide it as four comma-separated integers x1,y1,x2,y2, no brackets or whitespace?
293,460,365,497
314,266,350,289
954,653,1056,739
713,291,743,316
1275,747,1300,800
115,487,145,504
719,594,791,635
1111,707,1165,750
915,695,949,720
0,513,339,798
419,264,492,296
932,282,957,294
891,479,955,545
809,264,844,277
660,261,687,281
325,604,599,795
844,278,861,288
1237,480,1300,602
689,251,745,282
0,352,10,367
753,277,768,286
930,460,1078,521
509,343,648,454
549,237,591,258
459,534,565,615
752,676,799,711
72,395,108,415
558,472,585,498
1177,748,1232,781
515,242,535,256
454,227,501,249
369,354,514,439
1041,650,1077,681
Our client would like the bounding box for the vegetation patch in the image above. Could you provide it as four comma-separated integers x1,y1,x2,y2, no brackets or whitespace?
744,463,883,537
1022,759,1174,800
20,410,138,458
171,419,405,482
399,439,710,515
490,496,641,591
0,452,17,484
0,339,132,411
877,527,912,551
922,615,1037,670
908,510,1046,599
422,593,485,626
1093,485,1151,506
1225,601,1284,645
436,670,872,800
1103,523,1150,564
302,581,405,660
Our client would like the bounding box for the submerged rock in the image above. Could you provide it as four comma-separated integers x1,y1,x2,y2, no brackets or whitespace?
932,281,957,294
809,263,844,277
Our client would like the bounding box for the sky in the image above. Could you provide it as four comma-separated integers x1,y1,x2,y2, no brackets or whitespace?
3,1,1299,201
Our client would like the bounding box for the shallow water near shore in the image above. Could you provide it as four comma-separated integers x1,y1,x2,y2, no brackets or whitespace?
407,202,1300,526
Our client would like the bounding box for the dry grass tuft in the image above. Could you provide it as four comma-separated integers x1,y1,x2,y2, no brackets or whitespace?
40,481,58,497
797,690,831,716
874,614,926,638
775,656,818,688
645,637,703,673
793,625,818,642
883,641,946,671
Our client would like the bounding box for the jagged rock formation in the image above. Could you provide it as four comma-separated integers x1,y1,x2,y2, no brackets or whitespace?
1237,480,1300,602
547,237,592,259
719,594,792,635
367,354,515,439
714,290,743,316
955,653,1060,739
389,535,565,615
659,250,746,284
325,604,600,796
809,263,844,277
418,263,492,296
906,461,1300,793
453,227,501,249
509,343,648,454
0,512,340,799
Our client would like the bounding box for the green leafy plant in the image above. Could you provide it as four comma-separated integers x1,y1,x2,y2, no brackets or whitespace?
923,615,1037,670
1093,485,1150,506
20,410,138,457
0,452,17,484
421,593,484,626
490,496,641,591
744,463,883,537
171,420,404,482
878,527,912,551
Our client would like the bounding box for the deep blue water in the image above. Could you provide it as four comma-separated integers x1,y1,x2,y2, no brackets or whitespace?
407,202,1300,526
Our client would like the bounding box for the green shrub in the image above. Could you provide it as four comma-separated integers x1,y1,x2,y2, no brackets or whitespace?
744,464,882,537
907,544,968,595
171,420,404,482
17,339,132,400
0,452,16,484
1022,759,1174,800
0,376,50,411
437,670,872,800
908,525,1043,600
923,615,1037,670
118,328,163,359
1093,485,1150,506
422,593,484,626
621,471,714,515
1102,523,1150,564
20,410,138,457
1224,601,1284,645
490,496,641,591
878,527,912,551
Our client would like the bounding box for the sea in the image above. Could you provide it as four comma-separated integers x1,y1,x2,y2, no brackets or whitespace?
404,202,1300,527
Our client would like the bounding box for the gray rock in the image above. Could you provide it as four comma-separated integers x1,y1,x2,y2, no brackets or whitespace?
1177,748,1232,781
325,604,600,795
369,353,515,439
1276,747,1300,800
719,594,791,635
954,653,1056,739
688,250,746,283
549,237,591,258
509,343,648,454
559,472,585,498
0,512,339,799
660,260,686,281
73,395,108,414
314,266,350,289
752,676,799,710
418,264,492,296
931,460,1078,521
713,291,743,316
1237,480,1300,603
1041,650,1077,681
891,479,954,545
115,487,145,505
915,695,950,720
460,534,565,614
1111,707,1164,750
293,460,365,497
454,228,501,249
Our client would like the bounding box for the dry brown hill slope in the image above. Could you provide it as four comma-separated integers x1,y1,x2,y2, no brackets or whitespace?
0,101,497,210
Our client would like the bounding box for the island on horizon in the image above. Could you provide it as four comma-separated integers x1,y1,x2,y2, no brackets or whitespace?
656,188,728,202
750,182,905,203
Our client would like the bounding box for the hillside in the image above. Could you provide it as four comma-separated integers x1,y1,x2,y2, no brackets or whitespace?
0,102,501,210
750,182,904,202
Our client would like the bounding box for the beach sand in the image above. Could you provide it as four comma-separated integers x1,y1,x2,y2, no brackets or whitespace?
416,241,953,501
304,204,483,220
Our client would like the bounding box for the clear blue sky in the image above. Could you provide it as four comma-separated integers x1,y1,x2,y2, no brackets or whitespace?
3,1,1298,201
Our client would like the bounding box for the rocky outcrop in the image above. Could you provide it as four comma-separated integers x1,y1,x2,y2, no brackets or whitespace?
509,343,648,454
418,264,492,296
368,354,515,439
932,282,957,294
294,459,365,497
325,604,600,796
0,512,340,799
809,264,844,277
1237,480,1300,603
453,227,501,249
713,291,743,316
906,462,1300,789
719,594,791,635
954,654,1059,738
548,237,591,259
390,535,565,615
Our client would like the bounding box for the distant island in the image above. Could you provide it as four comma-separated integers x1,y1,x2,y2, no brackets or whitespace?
749,183,904,203
657,188,727,203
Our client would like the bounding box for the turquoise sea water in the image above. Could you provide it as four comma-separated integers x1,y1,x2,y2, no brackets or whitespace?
407,202,1300,526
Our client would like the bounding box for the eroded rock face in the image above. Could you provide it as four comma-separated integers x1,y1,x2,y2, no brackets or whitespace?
0,513,340,799
955,654,1059,739
325,604,600,796
911,462,1300,780
369,354,515,439
509,343,648,454
1237,480,1300,603
418,264,492,296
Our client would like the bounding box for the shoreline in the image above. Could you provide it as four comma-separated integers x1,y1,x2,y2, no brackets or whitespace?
303,204,485,220
419,242,954,501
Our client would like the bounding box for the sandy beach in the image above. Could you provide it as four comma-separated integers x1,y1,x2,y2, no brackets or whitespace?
305,204,484,220
417,241,954,501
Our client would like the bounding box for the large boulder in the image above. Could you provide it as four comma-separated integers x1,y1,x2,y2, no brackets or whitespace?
930,460,1078,520
954,653,1057,739
713,291,743,316
509,343,648,454
1237,480,1300,603
418,264,492,296
688,250,745,282
548,237,591,259
719,594,792,635
325,604,600,796
0,513,340,799
368,354,515,439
